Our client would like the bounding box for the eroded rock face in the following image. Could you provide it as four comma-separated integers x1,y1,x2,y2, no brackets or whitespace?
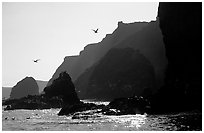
47,21,166,90
44,72,80,105
151,2,202,113
75,48,156,100
10,77,39,99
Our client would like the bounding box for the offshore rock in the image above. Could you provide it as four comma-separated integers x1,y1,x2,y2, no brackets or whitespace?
44,72,80,105
58,101,105,116
103,96,151,115
10,77,39,99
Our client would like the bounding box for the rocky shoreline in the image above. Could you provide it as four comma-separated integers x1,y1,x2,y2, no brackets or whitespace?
3,94,151,117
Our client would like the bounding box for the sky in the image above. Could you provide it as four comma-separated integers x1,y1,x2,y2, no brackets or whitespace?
2,2,159,87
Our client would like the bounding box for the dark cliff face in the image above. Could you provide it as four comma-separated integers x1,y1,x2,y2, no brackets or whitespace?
10,77,39,99
117,20,167,89
153,2,202,112
47,21,166,88
44,72,80,105
75,48,156,101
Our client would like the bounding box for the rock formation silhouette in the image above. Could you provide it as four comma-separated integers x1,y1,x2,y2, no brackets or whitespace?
150,2,202,113
10,77,39,99
75,48,156,100
47,20,166,97
48,22,166,88
44,72,80,105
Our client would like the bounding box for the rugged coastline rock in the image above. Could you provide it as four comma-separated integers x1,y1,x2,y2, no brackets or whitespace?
3,94,63,110
103,96,151,115
47,21,166,93
44,72,80,105
150,2,202,113
75,48,156,100
10,77,39,99
3,72,151,116
47,22,148,86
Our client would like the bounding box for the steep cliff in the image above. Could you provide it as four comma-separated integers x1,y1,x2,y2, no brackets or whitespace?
151,2,202,113
116,20,167,88
47,22,155,86
75,48,156,100
10,77,39,99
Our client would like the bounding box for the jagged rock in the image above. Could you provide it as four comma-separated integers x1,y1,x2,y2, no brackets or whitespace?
103,96,151,115
75,48,156,100
44,72,80,105
10,77,39,99
58,96,150,116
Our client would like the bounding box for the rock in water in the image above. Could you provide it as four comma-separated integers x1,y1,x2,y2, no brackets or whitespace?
103,96,151,115
10,77,39,99
44,72,80,105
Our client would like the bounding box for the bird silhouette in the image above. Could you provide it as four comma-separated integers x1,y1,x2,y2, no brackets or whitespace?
92,28,99,33
33,59,40,63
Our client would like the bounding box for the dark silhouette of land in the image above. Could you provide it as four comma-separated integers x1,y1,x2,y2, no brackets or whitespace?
10,77,39,99
3,4,201,128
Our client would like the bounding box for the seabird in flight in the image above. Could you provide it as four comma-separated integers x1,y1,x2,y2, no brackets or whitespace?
33,59,40,63
92,28,99,33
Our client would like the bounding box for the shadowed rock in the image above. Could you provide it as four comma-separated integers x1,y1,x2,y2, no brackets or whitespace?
103,96,151,115
75,48,156,100
44,72,80,105
150,2,202,113
10,77,39,99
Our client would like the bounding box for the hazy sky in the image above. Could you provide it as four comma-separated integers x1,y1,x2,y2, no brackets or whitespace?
2,2,159,87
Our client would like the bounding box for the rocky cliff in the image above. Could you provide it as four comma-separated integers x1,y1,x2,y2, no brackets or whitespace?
116,20,167,88
151,2,202,113
47,21,166,88
75,48,156,100
10,77,39,99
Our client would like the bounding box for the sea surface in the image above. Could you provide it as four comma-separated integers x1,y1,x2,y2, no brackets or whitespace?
2,101,202,131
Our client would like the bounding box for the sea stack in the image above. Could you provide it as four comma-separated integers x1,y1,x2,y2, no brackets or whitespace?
44,72,80,105
10,77,39,99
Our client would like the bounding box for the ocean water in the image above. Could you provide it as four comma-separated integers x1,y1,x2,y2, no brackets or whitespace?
2,101,202,131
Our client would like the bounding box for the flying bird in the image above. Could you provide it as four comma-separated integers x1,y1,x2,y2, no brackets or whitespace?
92,28,99,33
33,59,40,63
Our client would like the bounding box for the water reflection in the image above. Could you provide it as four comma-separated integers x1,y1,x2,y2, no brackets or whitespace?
106,114,147,129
